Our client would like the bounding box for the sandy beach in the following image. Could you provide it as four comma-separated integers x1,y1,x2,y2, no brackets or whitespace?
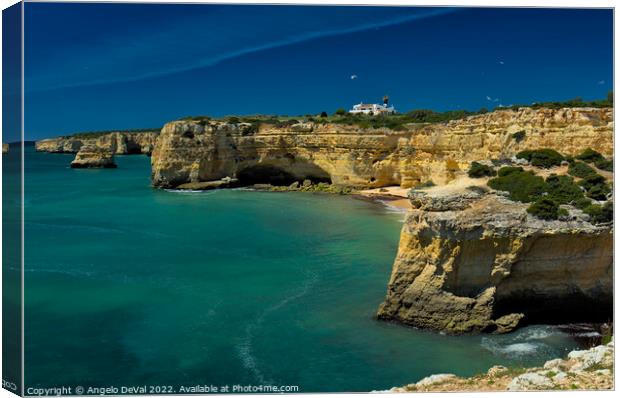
356,186,412,210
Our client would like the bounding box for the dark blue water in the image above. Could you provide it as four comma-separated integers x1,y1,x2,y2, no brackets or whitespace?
16,147,580,392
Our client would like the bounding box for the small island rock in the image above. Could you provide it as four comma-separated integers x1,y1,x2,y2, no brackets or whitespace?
70,146,117,168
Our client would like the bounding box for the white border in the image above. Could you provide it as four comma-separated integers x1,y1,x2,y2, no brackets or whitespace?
0,1,617,398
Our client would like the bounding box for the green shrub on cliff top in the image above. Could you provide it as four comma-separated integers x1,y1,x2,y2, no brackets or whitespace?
487,169,547,202
575,148,604,163
545,174,586,205
573,197,593,210
468,162,496,178
578,173,608,191
568,161,598,179
511,130,526,143
586,185,611,201
527,198,561,220
583,201,613,224
595,158,613,172
516,149,564,168
498,166,524,177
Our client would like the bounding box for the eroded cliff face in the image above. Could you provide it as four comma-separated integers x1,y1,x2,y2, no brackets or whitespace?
398,107,612,186
35,131,159,155
70,146,117,169
377,190,613,334
150,107,612,189
151,121,409,188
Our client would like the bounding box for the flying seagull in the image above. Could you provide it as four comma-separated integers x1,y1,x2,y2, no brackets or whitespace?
350,74,358,80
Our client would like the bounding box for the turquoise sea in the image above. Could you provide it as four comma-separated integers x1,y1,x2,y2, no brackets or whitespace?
7,145,584,392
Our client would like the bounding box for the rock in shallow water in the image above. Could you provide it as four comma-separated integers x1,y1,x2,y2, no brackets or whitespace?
176,177,239,190
70,146,117,168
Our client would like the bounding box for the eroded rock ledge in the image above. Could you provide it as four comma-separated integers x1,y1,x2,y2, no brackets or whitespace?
70,146,117,168
385,338,613,392
36,131,159,155
377,187,613,334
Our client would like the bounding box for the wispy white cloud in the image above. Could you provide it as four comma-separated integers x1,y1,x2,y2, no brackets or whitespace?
27,6,458,91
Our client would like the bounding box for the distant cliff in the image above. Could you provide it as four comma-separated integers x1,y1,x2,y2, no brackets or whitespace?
150,108,612,189
35,131,159,155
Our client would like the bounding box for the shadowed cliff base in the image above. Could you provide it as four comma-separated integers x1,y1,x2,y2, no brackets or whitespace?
492,291,613,329
236,163,332,187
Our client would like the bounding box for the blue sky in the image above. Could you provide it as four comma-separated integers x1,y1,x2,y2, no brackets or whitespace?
19,3,614,140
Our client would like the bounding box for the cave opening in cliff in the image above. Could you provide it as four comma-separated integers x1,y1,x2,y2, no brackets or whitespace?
492,291,613,328
237,163,331,186
125,144,142,154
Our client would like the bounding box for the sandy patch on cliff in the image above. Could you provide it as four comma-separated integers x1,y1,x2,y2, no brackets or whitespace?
420,174,488,195
357,176,489,211
359,186,410,198
357,186,412,210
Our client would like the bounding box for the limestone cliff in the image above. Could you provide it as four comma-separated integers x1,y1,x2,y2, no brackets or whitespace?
397,107,612,186
150,120,409,188
150,107,612,189
36,131,159,155
70,146,117,168
377,188,613,334
2,143,8,154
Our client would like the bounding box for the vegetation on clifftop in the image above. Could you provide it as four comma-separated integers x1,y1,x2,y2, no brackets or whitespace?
477,146,613,222
496,92,613,111
487,169,547,203
574,148,613,172
61,128,161,139
516,149,564,168
178,95,613,132
468,162,497,178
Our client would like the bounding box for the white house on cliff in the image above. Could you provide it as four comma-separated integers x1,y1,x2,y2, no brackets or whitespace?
349,96,396,115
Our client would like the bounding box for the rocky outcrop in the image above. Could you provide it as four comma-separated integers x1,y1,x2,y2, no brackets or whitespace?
388,338,613,392
2,143,8,153
36,131,159,155
377,188,613,334
176,177,239,190
150,107,612,189
70,146,117,168
150,120,409,188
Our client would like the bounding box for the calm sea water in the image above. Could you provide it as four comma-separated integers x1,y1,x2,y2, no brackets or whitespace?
12,146,582,392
